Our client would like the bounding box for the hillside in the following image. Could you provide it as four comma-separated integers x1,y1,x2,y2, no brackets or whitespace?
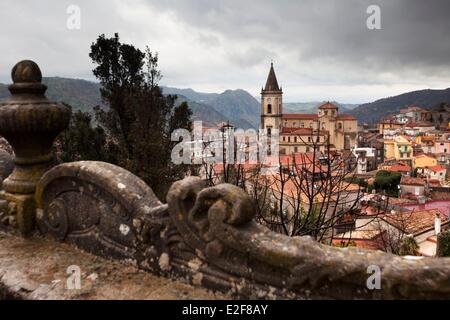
0,78,258,129
0,77,103,113
161,86,219,104
284,101,359,114
349,88,450,123
206,89,260,128
164,86,260,128
173,94,254,129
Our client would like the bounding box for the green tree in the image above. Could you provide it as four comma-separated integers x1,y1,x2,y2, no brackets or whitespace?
397,235,419,256
437,230,450,257
374,170,401,197
55,108,110,163
89,33,192,198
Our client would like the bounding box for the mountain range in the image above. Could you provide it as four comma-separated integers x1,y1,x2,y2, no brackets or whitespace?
1,77,449,126
348,88,450,123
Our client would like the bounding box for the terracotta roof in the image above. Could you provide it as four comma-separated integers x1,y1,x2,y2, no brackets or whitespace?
282,114,318,120
263,62,280,91
336,114,357,120
281,128,328,136
428,179,442,187
382,209,447,235
427,165,446,172
318,101,338,110
400,176,425,186
405,123,434,127
389,165,411,172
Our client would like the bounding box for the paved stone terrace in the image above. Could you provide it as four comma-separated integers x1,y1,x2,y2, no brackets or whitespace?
0,231,228,300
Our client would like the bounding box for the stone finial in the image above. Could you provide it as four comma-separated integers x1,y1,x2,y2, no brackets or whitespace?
11,60,42,83
8,60,47,95
0,60,71,236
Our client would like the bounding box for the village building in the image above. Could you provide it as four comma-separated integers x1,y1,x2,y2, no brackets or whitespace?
260,63,358,155
413,154,438,171
399,176,427,199
383,135,413,166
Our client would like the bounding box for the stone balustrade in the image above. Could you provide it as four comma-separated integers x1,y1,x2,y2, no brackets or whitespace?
0,60,449,299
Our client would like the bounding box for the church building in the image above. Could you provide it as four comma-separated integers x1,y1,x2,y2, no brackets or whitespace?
260,63,358,154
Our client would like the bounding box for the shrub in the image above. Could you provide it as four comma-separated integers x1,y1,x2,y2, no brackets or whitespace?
397,236,419,256
436,230,450,257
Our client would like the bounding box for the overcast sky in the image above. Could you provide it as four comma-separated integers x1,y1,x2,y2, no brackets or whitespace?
1,0,449,103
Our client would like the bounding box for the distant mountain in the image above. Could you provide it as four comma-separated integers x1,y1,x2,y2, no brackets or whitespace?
0,77,103,113
206,89,260,128
284,101,359,114
163,86,260,128
161,86,219,104
173,94,254,129
349,88,450,123
0,77,258,129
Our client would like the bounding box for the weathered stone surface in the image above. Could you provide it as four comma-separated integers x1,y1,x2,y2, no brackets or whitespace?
0,150,13,184
0,231,226,300
35,166,450,299
0,60,71,236
166,176,450,299
35,161,161,260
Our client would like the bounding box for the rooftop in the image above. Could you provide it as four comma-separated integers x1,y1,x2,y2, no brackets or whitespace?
382,208,448,235
318,101,338,110
400,176,425,186
263,62,281,92
282,114,318,120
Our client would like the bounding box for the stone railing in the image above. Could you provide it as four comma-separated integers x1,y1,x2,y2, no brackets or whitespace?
1,60,449,299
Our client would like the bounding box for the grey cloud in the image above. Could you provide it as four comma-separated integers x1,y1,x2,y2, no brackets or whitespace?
0,0,449,103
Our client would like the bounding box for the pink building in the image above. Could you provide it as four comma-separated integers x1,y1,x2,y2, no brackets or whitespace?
435,140,450,154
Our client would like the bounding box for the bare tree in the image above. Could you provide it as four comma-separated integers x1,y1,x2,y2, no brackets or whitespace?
198,126,387,245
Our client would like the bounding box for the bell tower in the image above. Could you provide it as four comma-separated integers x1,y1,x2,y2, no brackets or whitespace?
261,62,283,134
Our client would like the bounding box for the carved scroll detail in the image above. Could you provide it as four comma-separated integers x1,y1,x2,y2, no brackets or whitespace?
34,165,450,299
35,161,163,260
167,177,450,299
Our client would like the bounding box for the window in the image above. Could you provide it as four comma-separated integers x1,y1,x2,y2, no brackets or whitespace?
308,137,311,142
294,137,297,143
267,127,272,136
294,147,298,153
300,122,304,128
338,122,342,130
325,110,328,116
288,137,290,142
267,104,272,114
283,136,285,142
306,147,310,152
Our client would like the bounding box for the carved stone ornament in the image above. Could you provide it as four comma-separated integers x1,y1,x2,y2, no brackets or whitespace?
0,60,71,235
35,163,450,299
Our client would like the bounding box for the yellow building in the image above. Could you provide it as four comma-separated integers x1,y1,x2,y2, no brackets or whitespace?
413,154,437,170
384,135,413,165
378,120,403,135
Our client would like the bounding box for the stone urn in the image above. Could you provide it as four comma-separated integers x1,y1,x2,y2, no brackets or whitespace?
0,60,71,234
